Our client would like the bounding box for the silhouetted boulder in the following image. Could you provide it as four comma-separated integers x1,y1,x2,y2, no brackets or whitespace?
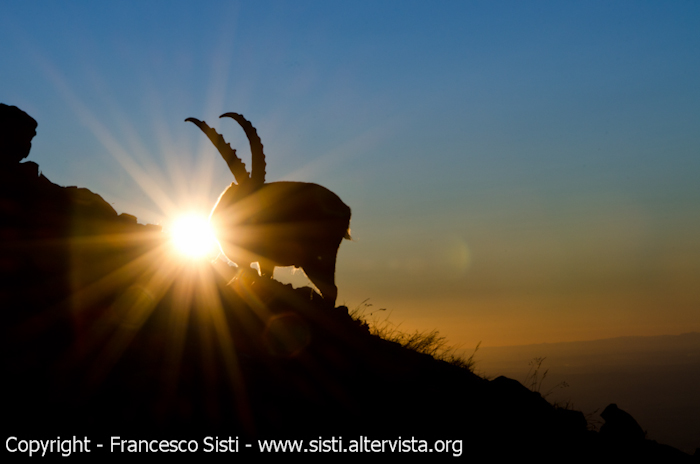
600,403,646,443
0,103,36,165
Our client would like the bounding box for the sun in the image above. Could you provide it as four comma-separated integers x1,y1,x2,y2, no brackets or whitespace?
170,213,219,259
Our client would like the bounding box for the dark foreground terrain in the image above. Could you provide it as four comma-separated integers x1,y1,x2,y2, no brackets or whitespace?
1,174,694,461
477,333,700,455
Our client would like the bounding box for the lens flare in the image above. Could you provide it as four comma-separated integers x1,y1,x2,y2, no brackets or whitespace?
170,213,218,258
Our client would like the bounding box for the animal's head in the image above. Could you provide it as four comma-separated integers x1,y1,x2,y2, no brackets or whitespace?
185,113,267,192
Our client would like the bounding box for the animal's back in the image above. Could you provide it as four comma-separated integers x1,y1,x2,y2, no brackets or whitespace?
210,181,350,267
249,181,349,224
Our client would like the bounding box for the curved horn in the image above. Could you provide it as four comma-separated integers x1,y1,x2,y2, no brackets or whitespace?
185,117,250,185
220,112,266,187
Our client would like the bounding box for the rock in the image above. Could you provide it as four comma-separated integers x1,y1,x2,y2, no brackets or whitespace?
600,403,646,443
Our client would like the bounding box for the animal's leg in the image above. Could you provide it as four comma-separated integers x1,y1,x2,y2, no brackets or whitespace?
258,259,275,278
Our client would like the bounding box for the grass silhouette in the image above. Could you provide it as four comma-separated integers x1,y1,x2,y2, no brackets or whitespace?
349,299,480,371
523,356,569,398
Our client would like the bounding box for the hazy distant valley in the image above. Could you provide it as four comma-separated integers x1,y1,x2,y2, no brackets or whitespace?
473,332,700,454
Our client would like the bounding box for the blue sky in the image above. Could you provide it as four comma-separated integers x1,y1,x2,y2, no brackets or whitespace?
2,1,699,346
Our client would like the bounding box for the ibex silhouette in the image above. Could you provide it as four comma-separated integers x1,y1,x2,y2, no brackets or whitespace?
186,113,351,306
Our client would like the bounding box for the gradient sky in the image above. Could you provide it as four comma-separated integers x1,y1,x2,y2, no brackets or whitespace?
2,1,699,347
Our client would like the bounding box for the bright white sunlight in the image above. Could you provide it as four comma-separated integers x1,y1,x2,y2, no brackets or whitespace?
170,213,219,259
